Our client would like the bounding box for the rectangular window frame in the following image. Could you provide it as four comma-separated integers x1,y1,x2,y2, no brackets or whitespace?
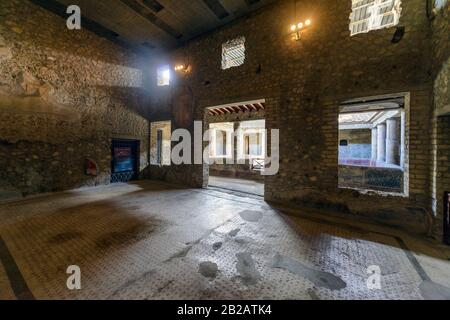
241,129,266,160
338,93,410,197
209,123,234,159
157,65,171,87
150,121,172,166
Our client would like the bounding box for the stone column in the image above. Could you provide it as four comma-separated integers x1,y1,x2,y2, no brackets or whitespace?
232,122,240,163
377,123,386,163
386,118,399,165
234,122,241,164
371,127,378,162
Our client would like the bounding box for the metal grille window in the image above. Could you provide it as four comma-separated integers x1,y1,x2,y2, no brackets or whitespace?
350,0,402,36
222,37,245,70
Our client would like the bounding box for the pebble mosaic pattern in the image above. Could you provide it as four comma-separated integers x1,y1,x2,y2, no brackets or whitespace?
0,181,449,300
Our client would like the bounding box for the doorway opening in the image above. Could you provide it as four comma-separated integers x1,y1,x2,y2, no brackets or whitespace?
205,100,266,196
445,192,450,245
111,139,140,183
150,121,172,166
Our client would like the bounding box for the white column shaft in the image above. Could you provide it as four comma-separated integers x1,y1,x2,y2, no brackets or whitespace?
377,124,386,162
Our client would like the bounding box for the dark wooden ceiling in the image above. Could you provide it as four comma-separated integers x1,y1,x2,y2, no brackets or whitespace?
31,0,276,55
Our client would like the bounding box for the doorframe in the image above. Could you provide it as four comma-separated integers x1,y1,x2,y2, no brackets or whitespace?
111,138,140,182
444,191,450,245
203,98,267,194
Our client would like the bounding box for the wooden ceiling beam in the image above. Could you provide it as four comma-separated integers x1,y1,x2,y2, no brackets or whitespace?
141,0,164,13
245,0,261,6
120,0,182,40
202,0,230,20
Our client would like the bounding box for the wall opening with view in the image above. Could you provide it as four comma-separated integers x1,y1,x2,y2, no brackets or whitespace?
157,65,171,86
209,122,234,159
338,95,408,194
150,121,172,166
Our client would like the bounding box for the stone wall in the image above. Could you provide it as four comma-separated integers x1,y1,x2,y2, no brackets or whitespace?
339,129,371,145
432,2,449,117
147,0,436,235
430,2,450,239
339,165,404,194
339,129,372,160
0,0,149,198
431,116,450,239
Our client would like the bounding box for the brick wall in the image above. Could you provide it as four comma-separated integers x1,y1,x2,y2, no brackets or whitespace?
146,0,438,235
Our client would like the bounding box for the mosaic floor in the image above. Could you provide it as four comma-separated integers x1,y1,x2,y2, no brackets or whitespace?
0,180,450,300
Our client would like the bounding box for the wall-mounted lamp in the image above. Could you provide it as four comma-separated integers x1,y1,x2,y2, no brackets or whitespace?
174,64,190,73
289,19,312,41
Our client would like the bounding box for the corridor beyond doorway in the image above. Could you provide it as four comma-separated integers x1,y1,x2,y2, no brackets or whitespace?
205,101,267,197
209,176,264,196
